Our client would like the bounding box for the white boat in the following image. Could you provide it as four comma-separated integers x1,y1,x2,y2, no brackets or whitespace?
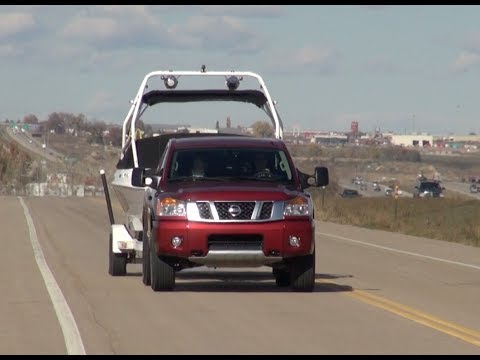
110,66,285,232
105,66,286,272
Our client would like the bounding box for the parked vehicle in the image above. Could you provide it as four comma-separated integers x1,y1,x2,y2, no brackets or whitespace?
470,183,478,193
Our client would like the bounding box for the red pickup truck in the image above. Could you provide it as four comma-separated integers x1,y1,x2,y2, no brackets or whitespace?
130,134,329,292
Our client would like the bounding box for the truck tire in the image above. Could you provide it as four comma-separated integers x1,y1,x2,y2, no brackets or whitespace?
290,250,315,292
150,231,175,291
273,269,291,287
108,232,127,276
142,219,151,286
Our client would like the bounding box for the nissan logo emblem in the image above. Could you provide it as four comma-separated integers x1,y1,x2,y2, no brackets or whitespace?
228,205,242,217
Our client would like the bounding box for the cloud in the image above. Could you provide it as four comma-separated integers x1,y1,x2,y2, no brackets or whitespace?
169,15,265,53
359,5,391,11
96,5,159,26
200,5,285,17
0,12,35,39
267,45,341,74
62,17,118,41
463,31,480,53
139,5,285,17
85,90,118,118
0,44,24,57
451,32,480,73
364,57,397,74
452,51,480,73
60,10,170,49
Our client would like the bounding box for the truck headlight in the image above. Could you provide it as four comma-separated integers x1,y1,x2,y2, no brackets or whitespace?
284,196,310,216
156,197,186,217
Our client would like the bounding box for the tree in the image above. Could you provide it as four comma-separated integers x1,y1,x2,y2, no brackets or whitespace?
105,126,122,147
226,116,231,128
215,120,219,130
251,120,274,138
85,119,106,144
47,112,66,134
23,114,39,124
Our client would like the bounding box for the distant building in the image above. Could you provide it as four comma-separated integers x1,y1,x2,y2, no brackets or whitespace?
311,133,348,146
185,127,218,134
390,134,433,147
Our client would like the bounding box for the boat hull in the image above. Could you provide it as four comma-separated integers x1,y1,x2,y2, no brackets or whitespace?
111,168,146,222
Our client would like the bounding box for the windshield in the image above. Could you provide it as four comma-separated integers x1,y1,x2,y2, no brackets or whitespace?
167,148,293,183
419,182,441,191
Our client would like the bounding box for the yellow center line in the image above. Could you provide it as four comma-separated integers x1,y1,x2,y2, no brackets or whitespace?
319,280,480,348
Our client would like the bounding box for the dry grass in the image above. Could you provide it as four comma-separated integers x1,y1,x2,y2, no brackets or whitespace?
312,194,480,247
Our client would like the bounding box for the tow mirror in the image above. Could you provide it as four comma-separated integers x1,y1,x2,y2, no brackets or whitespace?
131,167,145,187
315,166,329,187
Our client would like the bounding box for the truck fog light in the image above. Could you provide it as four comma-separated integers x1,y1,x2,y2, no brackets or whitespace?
171,236,183,248
289,236,301,247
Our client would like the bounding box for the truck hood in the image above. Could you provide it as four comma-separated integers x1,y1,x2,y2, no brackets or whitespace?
162,182,301,201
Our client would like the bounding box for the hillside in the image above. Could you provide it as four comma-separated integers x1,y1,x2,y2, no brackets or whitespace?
2,126,480,197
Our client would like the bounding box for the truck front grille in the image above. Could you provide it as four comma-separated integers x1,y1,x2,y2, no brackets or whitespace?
195,201,276,221
215,201,255,220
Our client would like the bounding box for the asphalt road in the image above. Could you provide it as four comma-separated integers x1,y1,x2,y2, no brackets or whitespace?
1,125,64,163
2,196,480,355
339,180,413,198
442,181,480,200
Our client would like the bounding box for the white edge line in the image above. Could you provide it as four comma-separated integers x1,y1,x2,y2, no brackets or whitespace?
18,197,86,355
318,231,480,271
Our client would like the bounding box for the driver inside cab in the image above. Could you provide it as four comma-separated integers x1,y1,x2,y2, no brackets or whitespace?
253,152,269,175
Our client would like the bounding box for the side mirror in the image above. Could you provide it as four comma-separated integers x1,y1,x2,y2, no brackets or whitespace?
314,166,329,187
131,167,145,187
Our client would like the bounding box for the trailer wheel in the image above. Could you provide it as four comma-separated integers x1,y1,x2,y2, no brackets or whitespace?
150,231,175,291
108,232,127,276
290,249,315,292
142,220,151,286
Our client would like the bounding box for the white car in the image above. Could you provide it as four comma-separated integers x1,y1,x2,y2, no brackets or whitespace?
470,184,478,193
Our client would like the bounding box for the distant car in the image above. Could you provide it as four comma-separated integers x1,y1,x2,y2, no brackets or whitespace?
340,189,361,198
413,180,444,198
385,187,393,196
353,176,363,185
372,182,381,192
470,183,478,193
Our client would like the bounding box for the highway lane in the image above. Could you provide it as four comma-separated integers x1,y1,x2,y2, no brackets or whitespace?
2,196,480,354
1,126,63,163
442,181,480,200
338,180,413,198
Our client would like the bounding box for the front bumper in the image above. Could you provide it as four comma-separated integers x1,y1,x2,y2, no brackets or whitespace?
152,218,314,266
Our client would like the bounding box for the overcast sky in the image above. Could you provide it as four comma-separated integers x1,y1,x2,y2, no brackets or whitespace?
1,5,480,135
